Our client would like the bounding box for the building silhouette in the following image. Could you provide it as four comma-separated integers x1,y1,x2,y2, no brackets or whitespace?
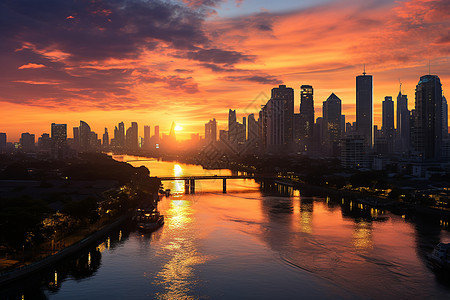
20,132,35,152
396,89,410,152
103,128,109,147
126,122,139,150
322,93,342,156
266,85,294,153
79,121,91,151
412,75,443,160
356,70,373,148
0,133,6,153
382,96,394,152
205,119,217,143
51,123,67,158
299,85,314,152
144,125,150,149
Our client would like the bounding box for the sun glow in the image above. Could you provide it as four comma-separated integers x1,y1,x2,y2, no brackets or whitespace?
174,125,183,131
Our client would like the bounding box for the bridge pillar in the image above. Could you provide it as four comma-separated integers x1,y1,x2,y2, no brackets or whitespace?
185,179,190,194
190,179,195,194
223,178,227,193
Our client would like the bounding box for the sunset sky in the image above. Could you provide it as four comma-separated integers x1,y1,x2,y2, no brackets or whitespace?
1,0,449,141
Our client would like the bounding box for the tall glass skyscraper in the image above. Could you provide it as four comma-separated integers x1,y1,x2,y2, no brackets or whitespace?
356,71,373,148
413,75,443,160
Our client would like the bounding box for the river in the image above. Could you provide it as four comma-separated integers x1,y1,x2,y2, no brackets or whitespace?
2,155,450,299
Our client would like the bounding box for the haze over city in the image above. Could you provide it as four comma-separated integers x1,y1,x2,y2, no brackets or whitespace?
1,0,449,141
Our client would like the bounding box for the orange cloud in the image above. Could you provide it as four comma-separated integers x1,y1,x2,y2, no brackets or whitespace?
18,63,46,69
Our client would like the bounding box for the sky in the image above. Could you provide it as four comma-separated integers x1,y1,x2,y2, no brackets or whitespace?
0,0,449,141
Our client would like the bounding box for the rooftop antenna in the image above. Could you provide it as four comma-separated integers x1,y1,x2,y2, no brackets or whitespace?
363,64,366,76
398,78,402,94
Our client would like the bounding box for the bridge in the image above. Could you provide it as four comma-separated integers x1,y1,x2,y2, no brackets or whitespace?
157,175,271,193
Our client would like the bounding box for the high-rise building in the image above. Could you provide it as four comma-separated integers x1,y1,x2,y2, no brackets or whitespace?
154,126,160,142
0,133,6,153
73,127,80,149
396,89,410,152
266,85,294,153
443,96,448,139
38,133,51,151
322,93,342,156
382,96,394,152
247,114,258,143
103,128,109,147
299,85,314,151
356,70,373,147
118,122,125,148
341,135,367,168
126,122,139,149
51,123,67,158
144,125,150,149
20,132,35,152
79,120,91,151
205,119,217,143
412,75,443,160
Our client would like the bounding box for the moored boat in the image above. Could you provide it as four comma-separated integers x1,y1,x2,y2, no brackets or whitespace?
135,208,164,232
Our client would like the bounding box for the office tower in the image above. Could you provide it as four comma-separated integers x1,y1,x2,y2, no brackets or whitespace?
259,106,267,150
118,122,125,148
143,125,150,148
412,75,443,160
396,88,410,152
205,119,217,143
322,93,342,156
0,133,6,153
228,109,237,142
38,133,51,151
126,122,139,149
382,96,394,152
51,123,67,158
20,133,35,152
443,96,448,139
299,85,314,151
247,114,258,143
154,126,160,141
340,115,346,137
341,135,366,168
314,117,323,151
266,85,294,153
73,127,80,149
79,121,91,151
356,70,373,147
103,128,109,147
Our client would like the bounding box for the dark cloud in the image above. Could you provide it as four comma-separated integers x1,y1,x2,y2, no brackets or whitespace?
223,74,281,85
199,63,237,72
186,48,255,65
174,68,194,73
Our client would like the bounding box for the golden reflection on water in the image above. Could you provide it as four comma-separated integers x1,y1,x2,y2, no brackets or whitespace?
154,198,210,300
352,221,373,251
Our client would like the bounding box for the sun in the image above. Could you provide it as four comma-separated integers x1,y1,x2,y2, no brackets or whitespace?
174,125,183,131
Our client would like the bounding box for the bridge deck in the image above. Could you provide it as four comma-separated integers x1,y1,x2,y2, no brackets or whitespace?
158,175,263,181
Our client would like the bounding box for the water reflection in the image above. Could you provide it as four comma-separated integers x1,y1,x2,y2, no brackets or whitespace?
154,199,209,299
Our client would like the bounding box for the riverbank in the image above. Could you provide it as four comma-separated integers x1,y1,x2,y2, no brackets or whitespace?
0,211,132,287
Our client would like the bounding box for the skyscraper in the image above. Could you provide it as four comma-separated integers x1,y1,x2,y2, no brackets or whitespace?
79,120,91,151
382,96,394,152
103,128,109,147
322,93,342,156
247,114,258,143
126,122,139,149
20,133,35,152
266,85,294,153
412,75,443,160
144,125,151,148
356,70,373,147
205,119,217,143
443,96,448,139
299,85,314,151
51,123,67,158
0,132,6,153
396,89,410,152
118,122,125,148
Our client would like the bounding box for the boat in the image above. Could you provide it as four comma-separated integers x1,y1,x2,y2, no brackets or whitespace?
165,189,171,196
135,208,164,232
429,243,450,270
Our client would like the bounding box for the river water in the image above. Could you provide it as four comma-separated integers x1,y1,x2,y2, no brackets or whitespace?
2,155,450,299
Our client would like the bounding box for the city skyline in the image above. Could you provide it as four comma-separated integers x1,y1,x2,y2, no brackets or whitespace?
0,0,449,141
